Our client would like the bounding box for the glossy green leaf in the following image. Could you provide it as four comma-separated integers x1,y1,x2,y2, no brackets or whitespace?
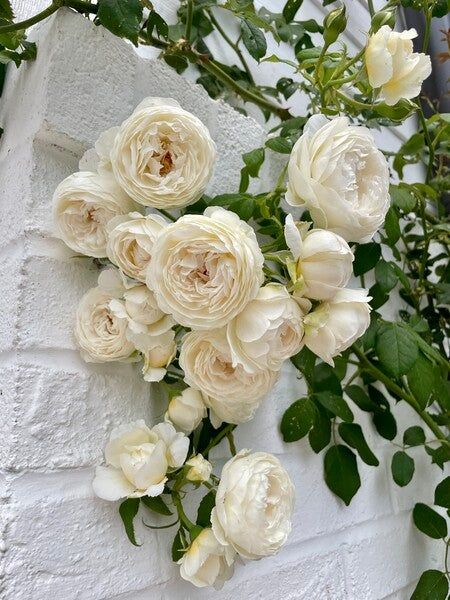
197,491,216,527
353,242,381,276
119,498,141,546
282,0,303,22
391,451,415,486
97,0,143,44
339,423,379,466
403,426,425,447
241,19,267,60
434,477,450,509
141,495,172,516
411,570,448,600
280,398,316,442
324,445,361,505
376,323,418,376
407,354,438,410
413,503,448,539
308,405,331,453
315,391,354,422
242,147,265,177
375,260,398,293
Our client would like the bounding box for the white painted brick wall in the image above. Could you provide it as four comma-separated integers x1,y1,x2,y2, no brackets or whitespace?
0,7,443,600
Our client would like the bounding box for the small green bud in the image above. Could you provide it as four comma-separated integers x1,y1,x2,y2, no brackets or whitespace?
371,10,396,33
323,5,347,46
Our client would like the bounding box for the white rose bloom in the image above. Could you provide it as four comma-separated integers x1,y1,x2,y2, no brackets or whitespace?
303,288,372,365
284,214,354,300
178,528,235,589
226,283,304,374
92,420,189,501
148,207,264,330
108,97,216,208
286,115,390,243
142,341,177,383
106,212,168,282
179,330,278,425
366,26,432,106
211,451,295,559
74,286,137,363
53,171,138,257
185,454,212,483
167,388,207,433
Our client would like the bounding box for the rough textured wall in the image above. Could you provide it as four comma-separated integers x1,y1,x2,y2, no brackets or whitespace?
0,6,443,600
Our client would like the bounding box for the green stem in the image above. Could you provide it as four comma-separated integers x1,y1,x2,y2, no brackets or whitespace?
172,492,195,530
203,424,236,455
226,431,237,456
157,208,177,222
199,57,290,120
352,345,447,442
422,2,431,53
185,0,194,43
207,9,255,84
368,0,375,17
418,107,435,184
0,0,96,33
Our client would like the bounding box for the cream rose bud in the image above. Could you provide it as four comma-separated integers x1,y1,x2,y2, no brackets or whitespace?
211,451,295,559
286,115,390,243
303,288,371,365
185,454,212,483
92,420,189,501
142,340,177,382
179,329,278,425
167,388,207,433
109,97,216,209
284,214,354,300
106,212,168,282
147,207,264,330
366,26,432,106
226,283,304,374
178,528,235,589
75,286,137,363
53,171,138,257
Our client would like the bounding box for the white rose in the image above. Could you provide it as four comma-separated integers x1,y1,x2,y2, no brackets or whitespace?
226,283,304,374
142,341,177,382
185,454,212,483
211,450,295,559
92,420,189,501
53,171,138,257
109,285,175,351
106,212,168,282
179,329,278,425
147,207,264,330
74,286,137,363
303,288,372,365
286,115,390,243
365,26,432,106
284,214,354,300
108,97,216,208
167,388,207,433
178,528,235,589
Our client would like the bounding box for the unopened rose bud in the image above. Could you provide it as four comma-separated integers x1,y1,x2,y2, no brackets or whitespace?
371,10,396,33
167,388,207,433
186,454,212,483
323,5,347,46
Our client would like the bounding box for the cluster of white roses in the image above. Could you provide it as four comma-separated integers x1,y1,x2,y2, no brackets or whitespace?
52,87,394,588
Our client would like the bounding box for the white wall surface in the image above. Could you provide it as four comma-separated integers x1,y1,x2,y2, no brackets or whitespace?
0,4,443,600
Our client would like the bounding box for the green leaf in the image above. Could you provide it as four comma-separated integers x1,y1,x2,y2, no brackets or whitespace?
282,0,303,22
407,355,438,410
376,323,419,376
353,242,381,276
403,426,425,447
141,495,172,516
434,477,450,509
324,445,361,505
265,136,293,153
390,185,416,212
375,260,397,293
242,147,265,177
97,0,143,44
163,53,188,73
119,498,141,546
291,347,316,384
413,503,448,539
241,19,267,60
339,423,379,466
172,528,186,562
384,206,401,245
197,490,216,527
345,385,379,413
391,451,414,486
373,409,397,440
411,570,449,600
315,391,354,422
312,363,342,395
308,405,331,453
0,0,13,20
147,10,169,39
280,398,316,442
